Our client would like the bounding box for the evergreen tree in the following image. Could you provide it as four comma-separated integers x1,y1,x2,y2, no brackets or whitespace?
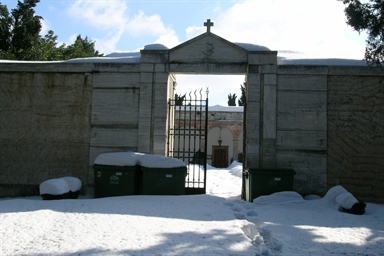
238,82,246,106
62,35,103,60
227,93,237,106
0,0,42,60
342,0,384,66
27,30,65,60
175,93,186,106
0,4,12,54
0,1,103,60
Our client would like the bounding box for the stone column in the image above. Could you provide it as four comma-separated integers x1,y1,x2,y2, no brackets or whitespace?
139,49,170,155
245,70,261,168
261,65,278,167
245,52,278,169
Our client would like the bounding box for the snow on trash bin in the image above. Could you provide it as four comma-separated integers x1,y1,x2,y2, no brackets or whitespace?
61,176,82,199
93,151,142,198
40,178,70,200
94,151,142,166
137,154,187,195
137,153,186,168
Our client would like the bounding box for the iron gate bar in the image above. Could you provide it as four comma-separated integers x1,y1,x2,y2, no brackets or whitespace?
167,88,208,194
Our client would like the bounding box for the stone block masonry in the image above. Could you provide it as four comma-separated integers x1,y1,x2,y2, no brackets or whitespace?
327,72,384,203
0,70,93,197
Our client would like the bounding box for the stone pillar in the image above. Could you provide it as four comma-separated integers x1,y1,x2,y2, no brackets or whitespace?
245,70,261,168
245,52,278,169
138,49,170,155
261,65,278,167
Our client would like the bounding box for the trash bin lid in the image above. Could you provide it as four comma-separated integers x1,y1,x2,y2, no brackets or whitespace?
94,151,141,166
246,168,296,175
138,154,186,168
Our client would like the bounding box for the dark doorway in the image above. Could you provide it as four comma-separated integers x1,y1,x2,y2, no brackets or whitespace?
212,146,228,168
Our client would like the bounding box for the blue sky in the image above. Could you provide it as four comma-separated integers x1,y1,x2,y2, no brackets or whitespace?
2,0,368,105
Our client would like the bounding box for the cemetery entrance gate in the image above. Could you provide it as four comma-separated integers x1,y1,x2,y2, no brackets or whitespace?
167,89,208,194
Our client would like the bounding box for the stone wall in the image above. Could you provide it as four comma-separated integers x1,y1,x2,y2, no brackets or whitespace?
1,38,383,202
327,67,384,203
276,66,328,195
0,64,93,197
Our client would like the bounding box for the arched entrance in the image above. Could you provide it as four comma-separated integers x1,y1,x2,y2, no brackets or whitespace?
138,20,278,194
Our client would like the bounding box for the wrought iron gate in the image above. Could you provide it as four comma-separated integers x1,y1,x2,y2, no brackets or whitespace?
167,89,208,194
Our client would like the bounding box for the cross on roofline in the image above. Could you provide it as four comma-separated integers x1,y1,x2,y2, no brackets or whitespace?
204,19,214,33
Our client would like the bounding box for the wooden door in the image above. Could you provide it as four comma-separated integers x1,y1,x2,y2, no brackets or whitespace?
212,146,228,168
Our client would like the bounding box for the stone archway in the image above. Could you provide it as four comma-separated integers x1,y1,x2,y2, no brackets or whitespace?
139,23,278,171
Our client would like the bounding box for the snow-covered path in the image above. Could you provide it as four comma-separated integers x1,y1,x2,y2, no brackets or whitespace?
1,162,383,255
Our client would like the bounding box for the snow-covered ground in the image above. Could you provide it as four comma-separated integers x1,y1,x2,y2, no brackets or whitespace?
1,161,383,256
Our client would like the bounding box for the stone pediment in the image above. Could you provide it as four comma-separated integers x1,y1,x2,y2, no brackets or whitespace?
169,32,248,64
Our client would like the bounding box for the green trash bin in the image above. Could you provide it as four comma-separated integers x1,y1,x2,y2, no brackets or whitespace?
138,154,187,195
141,166,187,195
244,168,296,202
93,165,140,198
93,151,141,198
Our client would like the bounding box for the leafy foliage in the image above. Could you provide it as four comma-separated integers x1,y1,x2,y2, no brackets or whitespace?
238,82,246,106
0,0,103,61
62,35,103,60
175,93,186,106
0,0,42,60
342,0,384,66
227,93,237,106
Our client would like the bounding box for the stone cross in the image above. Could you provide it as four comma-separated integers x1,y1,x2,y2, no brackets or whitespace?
204,19,214,33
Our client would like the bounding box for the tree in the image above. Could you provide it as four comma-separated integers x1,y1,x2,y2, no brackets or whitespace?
0,0,42,60
175,93,186,106
238,82,246,106
62,35,103,60
227,93,237,106
0,4,12,54
342,0,384,66
0,1,104,61
27,30,65,60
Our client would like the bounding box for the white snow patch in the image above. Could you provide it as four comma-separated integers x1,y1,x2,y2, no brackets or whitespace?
0,56,141,64
60,177,82,192
227,161,243,178
336,192,359,210
176,105,243,113
137,154,185,168
278,57,368,66
107,51,140,58
253,191,304,205
39,178,69,195
322,185,349,203
235,43,271,51
143,43,169,50
209,105,243,112
1,161,383,256
94,151,141,166
94,151,185,168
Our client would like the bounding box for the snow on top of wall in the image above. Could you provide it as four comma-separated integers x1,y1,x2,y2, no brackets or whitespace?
235,43,271,51
209,105,244,112
94,151,185,168
0,56,141,64
278,57,369,66
175,105,244,112
143,44,169,50
64,56,141,63
107,52,140,58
